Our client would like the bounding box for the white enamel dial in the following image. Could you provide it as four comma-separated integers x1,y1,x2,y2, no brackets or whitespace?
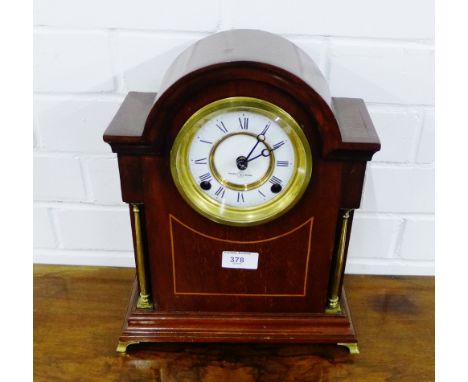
170,97,312,226
188,111,295,208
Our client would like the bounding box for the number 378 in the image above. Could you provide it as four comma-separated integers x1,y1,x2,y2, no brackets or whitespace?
230,256,244,264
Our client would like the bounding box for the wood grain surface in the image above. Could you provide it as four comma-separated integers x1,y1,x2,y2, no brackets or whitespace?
34,265,434,382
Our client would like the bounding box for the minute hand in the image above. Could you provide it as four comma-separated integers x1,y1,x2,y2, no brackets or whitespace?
245,123,271,161
247,141,285,162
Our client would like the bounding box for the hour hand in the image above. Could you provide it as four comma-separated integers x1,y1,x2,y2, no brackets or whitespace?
247,140,285,162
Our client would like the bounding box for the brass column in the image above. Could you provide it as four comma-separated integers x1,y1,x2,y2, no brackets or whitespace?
326,208,352,314
131,203,154,310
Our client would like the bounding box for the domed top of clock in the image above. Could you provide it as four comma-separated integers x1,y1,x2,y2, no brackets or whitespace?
104,29,379,161
157,29,331,105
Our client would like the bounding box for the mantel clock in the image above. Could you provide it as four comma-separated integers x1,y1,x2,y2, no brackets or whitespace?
103,30,380,354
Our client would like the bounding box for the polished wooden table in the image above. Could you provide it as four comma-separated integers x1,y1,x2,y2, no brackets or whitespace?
34,265,434,382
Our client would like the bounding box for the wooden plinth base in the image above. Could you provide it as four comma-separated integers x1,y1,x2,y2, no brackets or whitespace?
118,281,357,353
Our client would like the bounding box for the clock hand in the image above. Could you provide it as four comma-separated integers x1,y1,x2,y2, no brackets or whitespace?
244,140,261,162
246,149,270,162
245,122,271,161
236,123,271,170
247,140,284,162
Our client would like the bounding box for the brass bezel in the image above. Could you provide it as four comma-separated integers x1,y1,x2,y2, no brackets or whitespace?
170,97,313,226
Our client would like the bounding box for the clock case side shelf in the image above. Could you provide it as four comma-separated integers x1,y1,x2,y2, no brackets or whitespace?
104,92,157,312
327,97,380,313
103,92,156,155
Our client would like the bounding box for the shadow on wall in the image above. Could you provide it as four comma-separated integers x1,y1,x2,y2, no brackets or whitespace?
34,38,201,155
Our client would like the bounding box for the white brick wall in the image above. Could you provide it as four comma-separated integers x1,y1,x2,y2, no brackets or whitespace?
368,107,421,163
33,206,57,248
360,166,435,213
85,157,124,205
33,2,435,275
34,96,122,153
416,110,435,163
34,31,115,93
34,0,221,32
34,155,87,201
329,41,434,105
55,207,133,251
225,1,434,39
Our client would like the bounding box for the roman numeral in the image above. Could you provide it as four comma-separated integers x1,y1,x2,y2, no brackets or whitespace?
237,192,245,203
214,186,225,198
216,121,228,134
194,158,207,164
272,141,285,150
199,139,213,145
276,160,289,167
269,176,283,185
260,121,271,135
239,116,249,130
199,173,212,182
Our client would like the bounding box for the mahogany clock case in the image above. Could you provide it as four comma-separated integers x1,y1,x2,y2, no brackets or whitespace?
104,30,380,346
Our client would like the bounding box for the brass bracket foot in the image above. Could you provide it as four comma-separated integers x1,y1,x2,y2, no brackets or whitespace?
337,342,360,354
136,293,154,310
325,299,342,314
116,341,140,353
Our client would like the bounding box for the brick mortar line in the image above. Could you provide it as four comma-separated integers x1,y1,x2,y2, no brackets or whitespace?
354,211,434,219
323,36,332,81
34,25,214,36
46,207,60,250
79,156,96,204
33,90,124,97
411,109,428,163
33,92,126,100
107,29,126,93
33,25,433,46
366,100,435,110
289,34,434,48
216,0,231,31
49,208,65,250
34,200,128,211
34,248,134,255
325,36,434,48
371,160,434,166
347,258,434,266
366,104,430,114
391,219,408,259
368,162,434,170
34,151,116,159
